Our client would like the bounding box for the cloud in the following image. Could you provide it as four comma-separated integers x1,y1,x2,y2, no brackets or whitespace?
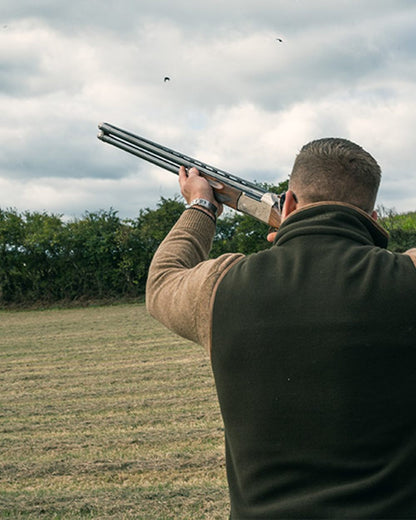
0,0,415,218
0,169,179,220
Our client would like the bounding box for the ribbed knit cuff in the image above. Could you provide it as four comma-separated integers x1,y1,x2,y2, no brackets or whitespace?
178,208,217,247
185,206,216,223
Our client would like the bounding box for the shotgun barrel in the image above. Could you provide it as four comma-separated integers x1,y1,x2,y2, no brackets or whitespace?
97,122,282,228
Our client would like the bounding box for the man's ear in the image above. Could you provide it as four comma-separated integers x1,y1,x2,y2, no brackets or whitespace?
266,190,299,243
371,210,378,221
281,190,298,220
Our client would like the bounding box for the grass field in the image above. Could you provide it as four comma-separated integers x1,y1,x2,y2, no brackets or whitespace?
0,303,228,519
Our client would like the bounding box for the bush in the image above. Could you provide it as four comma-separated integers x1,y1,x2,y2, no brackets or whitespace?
0,199,185,306
377,206,416,252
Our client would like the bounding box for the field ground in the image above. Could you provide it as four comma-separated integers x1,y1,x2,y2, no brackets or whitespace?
0,304,228,519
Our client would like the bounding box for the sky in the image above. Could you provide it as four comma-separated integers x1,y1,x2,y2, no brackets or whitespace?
1,0,415,220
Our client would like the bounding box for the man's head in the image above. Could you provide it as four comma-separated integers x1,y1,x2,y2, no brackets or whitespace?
289,138,381,214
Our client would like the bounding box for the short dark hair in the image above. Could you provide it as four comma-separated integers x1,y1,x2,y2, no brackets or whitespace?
289,138,381,213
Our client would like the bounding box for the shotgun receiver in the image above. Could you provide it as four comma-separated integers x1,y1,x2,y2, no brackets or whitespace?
97,122,282,228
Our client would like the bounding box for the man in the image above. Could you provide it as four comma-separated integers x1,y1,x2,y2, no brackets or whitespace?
146,138,416,519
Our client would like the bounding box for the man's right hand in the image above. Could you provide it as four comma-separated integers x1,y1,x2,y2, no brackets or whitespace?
179,166,223,216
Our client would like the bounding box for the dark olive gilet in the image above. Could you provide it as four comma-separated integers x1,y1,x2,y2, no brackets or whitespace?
211,204,416,519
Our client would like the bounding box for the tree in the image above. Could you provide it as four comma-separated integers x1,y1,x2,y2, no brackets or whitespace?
64,209,124,299
0,209,26,302
137,197,186,286
378,206,416,253
212,179,289,256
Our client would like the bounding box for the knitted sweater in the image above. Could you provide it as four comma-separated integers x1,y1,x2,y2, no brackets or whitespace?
146,203,416,519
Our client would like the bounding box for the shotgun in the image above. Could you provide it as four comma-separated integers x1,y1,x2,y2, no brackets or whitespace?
97,122,282,228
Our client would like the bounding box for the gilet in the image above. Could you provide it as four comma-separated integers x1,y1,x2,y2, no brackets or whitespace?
211,204,416,519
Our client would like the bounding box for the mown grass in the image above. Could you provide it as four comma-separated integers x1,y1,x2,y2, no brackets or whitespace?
0,304,228,519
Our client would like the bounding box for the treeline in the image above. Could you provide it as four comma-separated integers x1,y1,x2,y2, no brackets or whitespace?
377,205,416,252
0,199,184,306
0,196,415,307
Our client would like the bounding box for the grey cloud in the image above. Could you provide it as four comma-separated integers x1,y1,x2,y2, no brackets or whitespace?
0,122,140,181
0,0,415,217
0,57,41,97
3,0,414,36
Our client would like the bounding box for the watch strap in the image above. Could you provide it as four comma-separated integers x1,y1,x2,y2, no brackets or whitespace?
186,198,217,215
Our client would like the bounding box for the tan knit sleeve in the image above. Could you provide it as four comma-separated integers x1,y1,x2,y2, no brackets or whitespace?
145,209,244,353
404,248,416,268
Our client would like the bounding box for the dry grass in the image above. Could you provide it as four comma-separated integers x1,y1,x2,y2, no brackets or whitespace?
0,304,228,519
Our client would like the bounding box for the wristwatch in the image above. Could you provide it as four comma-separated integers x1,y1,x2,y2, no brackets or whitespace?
186,198,218,216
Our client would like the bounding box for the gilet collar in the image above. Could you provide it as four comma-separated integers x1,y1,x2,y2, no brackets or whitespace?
275,202,389,249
